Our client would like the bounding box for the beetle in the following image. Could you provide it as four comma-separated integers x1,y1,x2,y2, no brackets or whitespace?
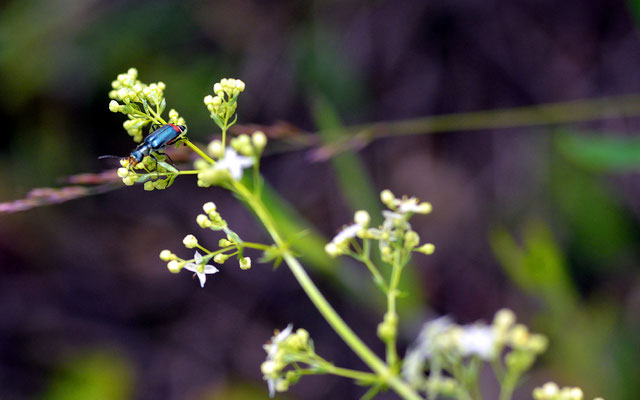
128,123,187,165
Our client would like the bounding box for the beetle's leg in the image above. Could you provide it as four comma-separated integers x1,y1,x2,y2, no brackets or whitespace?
157,151,175,166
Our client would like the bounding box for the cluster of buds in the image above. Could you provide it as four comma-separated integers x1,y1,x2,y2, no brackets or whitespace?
109,68,170,142
403,309,548,392
533,382,604,400
203,78,246,126
116,156,176,190
197,202,228,230
324,190,435,262
109,68,166,106
159,202,254,287
196,131,266,187
261,325,315,397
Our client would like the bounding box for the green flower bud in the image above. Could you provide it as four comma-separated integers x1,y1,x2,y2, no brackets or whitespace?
213,253,229,264
380,189,395,207
252,131,267,151
143,181,154,191
404,230,420,249
203,202,217,214
207,140,224,158
239,256,251,270
416,243,435,255
159,250,175,261
167,260,182,274
198,167,230,186
354,210,370,227
183,234,198,248
196,214,212,228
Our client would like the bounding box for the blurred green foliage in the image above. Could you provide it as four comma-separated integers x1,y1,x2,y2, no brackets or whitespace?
40,350,134,400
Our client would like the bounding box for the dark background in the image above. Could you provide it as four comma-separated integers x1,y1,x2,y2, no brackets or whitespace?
2,0,640,399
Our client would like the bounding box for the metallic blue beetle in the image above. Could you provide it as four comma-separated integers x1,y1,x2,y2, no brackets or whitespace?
128,123,186,165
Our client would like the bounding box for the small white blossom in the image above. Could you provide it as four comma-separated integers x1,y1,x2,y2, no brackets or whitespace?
458,324,496,360
332,224,361,245
215,148,254,180
183,251,218,287
263,324,294,397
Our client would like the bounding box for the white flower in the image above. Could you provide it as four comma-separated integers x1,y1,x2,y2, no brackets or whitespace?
331,224,361,245
183,251,218,287
458,324,496,360
215,148,254,180
263,324,293,397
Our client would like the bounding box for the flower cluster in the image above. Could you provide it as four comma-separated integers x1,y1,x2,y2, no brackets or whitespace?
403,309,548,397
204,78,246,126
159,202,255,287
109,68,185,142
197,131,267,187
533,382,604,400
116,155,178,190
261,325,316,398
325,189,435,262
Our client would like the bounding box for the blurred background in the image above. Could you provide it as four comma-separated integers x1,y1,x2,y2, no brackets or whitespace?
2,0,640,399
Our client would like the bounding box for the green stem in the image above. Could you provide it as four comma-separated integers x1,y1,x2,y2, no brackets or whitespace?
234,181,423,400
183,139,215,164
359,256,388,293
384,247,404,368
325,365,377,383
499,372,518,400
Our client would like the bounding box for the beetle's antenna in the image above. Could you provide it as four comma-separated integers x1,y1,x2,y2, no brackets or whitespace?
98,155,122,160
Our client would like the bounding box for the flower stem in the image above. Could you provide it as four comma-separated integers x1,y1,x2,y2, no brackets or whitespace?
183,139,215,164
234,181,423,400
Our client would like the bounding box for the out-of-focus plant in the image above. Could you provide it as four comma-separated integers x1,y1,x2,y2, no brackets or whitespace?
104,68,606,400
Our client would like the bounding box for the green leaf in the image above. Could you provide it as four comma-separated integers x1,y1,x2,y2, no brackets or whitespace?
556,130,640,172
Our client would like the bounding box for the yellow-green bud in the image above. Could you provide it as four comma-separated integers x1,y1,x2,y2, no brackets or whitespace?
109,100,120,112
207,140,224,158
275,379,289,393
252,131,267,151
143,181,154,191
198,167,230,186
196,214,212,228
219,238,232,247
213,82,223,95
380,189,395,207
239,257,251,270
127,67,138,78
159,250,175,262
494,308,516,330
568,388,583,400
354,210,370,227
122,175,136,186
202,202,217,214
183,234,198,249
235,79,246,92
213,254,228,264
324,243,340,257
117,167,129,178
404,230,420,249
416,243,435,254
167,260,182,274
261,360,276,375
416,202,432,214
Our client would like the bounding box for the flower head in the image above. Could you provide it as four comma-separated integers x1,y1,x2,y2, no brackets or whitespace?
215,148,254,180
183,251,218,287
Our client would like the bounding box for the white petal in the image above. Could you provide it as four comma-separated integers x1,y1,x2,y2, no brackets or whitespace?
203,265,219,274
183,263,198,272
196,271,207,287
267,378,275,398
194,251,202,262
